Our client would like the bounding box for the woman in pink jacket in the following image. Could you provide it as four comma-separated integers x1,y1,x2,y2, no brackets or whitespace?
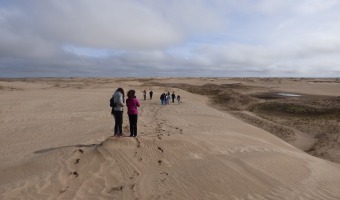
126,90,141,137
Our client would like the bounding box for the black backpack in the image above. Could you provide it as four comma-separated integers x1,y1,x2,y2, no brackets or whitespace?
110,97,115,107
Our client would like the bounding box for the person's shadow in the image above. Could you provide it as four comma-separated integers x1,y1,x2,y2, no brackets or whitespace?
33,144,97,154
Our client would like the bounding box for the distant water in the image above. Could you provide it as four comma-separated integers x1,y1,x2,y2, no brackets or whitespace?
277,93,302,97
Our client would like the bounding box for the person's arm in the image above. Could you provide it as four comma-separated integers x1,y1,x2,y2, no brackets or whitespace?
136,99,141,107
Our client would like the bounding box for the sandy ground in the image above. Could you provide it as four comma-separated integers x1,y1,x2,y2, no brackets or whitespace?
0,78,340,200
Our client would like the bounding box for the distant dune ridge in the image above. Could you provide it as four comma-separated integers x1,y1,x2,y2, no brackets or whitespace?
0,77,340,200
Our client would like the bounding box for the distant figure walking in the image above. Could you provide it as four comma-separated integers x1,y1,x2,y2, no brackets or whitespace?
142,90,147,100
126,90,140,137
166,92,171,105
160,93,165,105
177,95,181,104
111,88,125,136
171,92,176,103
149,90,153,100
164,93,169,105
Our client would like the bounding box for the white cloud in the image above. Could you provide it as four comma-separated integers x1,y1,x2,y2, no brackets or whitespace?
294,0,339,14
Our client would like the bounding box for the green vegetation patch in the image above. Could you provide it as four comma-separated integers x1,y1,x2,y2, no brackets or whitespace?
254,102,339,117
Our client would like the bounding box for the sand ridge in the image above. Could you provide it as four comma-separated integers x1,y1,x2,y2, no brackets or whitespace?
1,78,340,200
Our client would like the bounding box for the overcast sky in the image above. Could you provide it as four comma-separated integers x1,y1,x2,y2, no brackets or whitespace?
1,0,340,77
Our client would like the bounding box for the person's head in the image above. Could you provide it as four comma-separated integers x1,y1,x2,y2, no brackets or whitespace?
116,88,125,101
127,90,136,99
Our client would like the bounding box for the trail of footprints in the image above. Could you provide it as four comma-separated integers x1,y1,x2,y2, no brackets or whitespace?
59,148,84,194
59,147,141,199
59,103,179,198
107,169,139,199
154,119,183,140
147,105,182,197
141,102,183,139
134,121,173,198
58,144,169,198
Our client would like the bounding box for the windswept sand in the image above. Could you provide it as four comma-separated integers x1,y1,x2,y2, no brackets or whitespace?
1,78,340,200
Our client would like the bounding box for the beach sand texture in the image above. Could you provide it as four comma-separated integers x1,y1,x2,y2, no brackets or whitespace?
0,78,340,200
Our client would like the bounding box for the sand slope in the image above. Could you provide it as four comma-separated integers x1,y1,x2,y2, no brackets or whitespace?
1,79,340,200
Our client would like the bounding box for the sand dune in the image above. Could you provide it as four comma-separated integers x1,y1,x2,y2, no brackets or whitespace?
1,78,340,200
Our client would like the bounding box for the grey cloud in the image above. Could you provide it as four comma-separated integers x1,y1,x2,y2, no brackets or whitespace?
1,0,340,77
8,1,183,49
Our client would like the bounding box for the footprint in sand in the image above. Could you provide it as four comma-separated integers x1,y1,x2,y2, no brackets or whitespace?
161,178,166,183
160,172,168,183
108,186,123,193
59,186,69,194
76,149,83,153
70,171,78,178
130,170,140,179
129,184,135,190
136,138,141,148
74,159,80,165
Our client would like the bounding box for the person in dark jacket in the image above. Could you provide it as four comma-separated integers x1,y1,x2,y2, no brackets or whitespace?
160,93,165,105
149,90,153,100
171,92,176,103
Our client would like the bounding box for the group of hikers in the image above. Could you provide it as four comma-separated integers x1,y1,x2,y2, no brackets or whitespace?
110,88,181,137
141,89,181,104
160,91,181,105
142,90,154,100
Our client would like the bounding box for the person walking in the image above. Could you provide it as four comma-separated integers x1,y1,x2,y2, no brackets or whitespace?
166,92,171,105
166,93,170,105
171,92,176,103
177,95,181,104
112,88,125,136
126,90,140,137
142,90,147,100
149,90,153,100
160,93,165,105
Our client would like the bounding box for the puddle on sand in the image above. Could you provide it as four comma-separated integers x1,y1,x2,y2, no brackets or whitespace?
277,93,302,97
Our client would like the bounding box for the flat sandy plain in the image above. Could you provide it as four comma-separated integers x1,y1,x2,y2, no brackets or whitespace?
0,77,339,200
